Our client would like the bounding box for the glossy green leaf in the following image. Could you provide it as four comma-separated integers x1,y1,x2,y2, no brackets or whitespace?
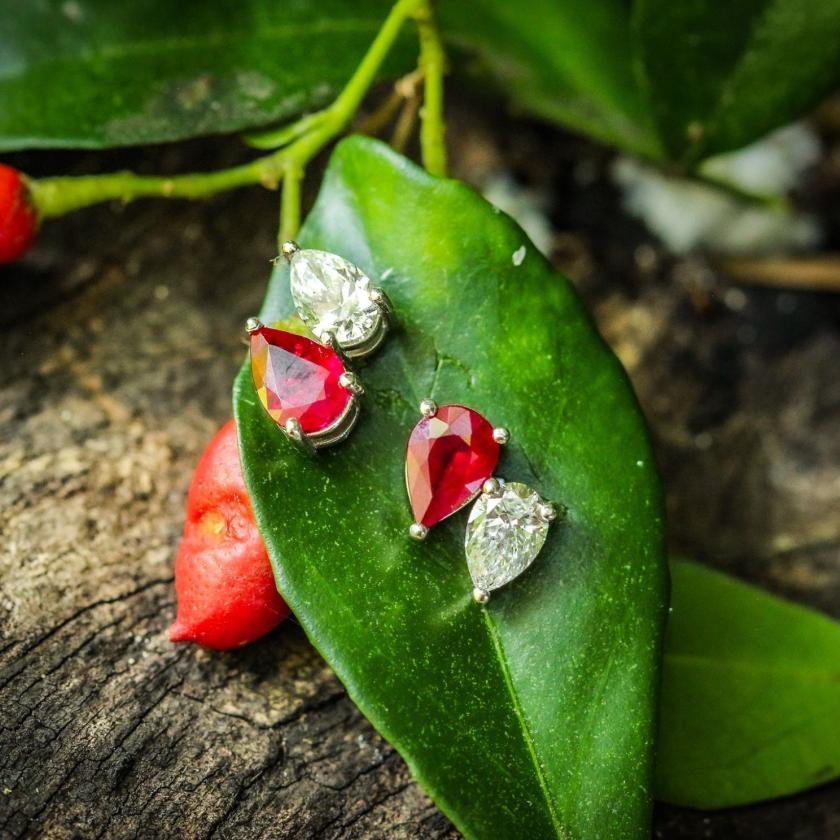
656,560,840,808
234,136,668,839
438,0,663,160
0,0,410,150
633,0,840,162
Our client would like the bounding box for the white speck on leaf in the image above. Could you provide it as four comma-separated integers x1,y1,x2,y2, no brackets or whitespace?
512,245,526,266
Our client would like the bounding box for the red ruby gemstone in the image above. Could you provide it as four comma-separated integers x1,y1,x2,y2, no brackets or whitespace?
250,326,350,435
405,404,500,528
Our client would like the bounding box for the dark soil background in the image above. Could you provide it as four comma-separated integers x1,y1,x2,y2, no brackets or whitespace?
1,91,839,838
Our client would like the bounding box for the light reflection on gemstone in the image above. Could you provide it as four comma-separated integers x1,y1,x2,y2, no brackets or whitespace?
405,405,500,528
464,481,550,593
249,326,350,434
289,249,381,346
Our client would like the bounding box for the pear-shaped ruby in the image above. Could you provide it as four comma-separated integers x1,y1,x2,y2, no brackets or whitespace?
250,326,350,434
405,404,500,528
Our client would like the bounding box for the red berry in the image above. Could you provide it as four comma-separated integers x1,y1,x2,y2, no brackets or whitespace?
170,420,289,649
0,164,38,263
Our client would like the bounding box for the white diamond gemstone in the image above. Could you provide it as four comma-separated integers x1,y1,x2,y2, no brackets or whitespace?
464,481,551,593
289,249,381,346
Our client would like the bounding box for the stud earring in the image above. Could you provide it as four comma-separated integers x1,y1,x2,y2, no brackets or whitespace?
247,243,392,452
246,318,364,454
464,478,558,604
281,241,393,359
404,399,561,602
405,400,508,538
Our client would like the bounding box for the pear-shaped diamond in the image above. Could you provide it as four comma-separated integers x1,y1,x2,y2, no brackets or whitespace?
465,482,551,594
289,248,381,347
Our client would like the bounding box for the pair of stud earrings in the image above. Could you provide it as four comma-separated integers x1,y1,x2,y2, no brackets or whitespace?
247,242,562,602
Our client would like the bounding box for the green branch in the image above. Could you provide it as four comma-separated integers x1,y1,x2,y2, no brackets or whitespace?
30,157,284,219
275,0,425,239
413,1,447,177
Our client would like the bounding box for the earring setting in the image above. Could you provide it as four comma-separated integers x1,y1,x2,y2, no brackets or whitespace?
464,478,556,604
245,243,562,603
405,400,508,538
246,319,364,454
247,242,390,452
283,240,393,359
405,399,560,602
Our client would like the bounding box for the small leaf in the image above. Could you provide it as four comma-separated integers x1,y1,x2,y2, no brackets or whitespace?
633,0,840,162
234,136,668,839
657,560,840,808
0,0,411,150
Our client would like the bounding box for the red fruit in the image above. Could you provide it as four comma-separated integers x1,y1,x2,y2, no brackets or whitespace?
0,165,38,263
170,420,289,649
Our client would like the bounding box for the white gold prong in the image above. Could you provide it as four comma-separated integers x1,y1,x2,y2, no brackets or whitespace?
482,477,501,496
538,502,557,523
409,522,428,541
473,587,490,605
245,317,262,334
284,417,316,456
320,330,352,368
492,427,510,445
339,371,364,395
281,240,300,262
419,399,438,418
369,286,394,319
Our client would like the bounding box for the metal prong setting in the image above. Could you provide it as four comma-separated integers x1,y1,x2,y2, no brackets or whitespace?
482,477,501,496
492,427,510,445
281,240,300,262
409,522,428,541
327,286,393,360
280,395,362,454
339,372,364,395
419,399,438,418
319,330,353,368
307,286,393,361
473,587,491,605
538,502,557,523
245,317,263,334
370,286,394,320
285,417,316,456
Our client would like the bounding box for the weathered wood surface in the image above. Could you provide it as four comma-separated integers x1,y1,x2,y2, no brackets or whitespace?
1,127,839,839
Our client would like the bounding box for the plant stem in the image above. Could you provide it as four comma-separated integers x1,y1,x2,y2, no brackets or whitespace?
280,163,303,245
413,1,447,177
691,171,789,212
244,110,329,151
275,0,424,238
30,157,284,220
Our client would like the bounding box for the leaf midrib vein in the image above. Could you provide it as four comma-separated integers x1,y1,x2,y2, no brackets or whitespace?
482,609,564,837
